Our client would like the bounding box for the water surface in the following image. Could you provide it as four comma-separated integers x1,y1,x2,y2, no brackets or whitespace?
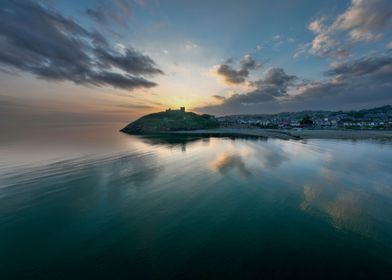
1,125,392,279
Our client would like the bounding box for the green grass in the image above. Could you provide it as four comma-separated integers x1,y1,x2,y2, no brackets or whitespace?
121,110,220,134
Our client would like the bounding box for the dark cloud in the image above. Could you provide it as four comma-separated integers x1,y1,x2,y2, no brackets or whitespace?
212,95,226,101
216,54,259,85
326,55,392,79
217,64,249,84
95,47,163,76
254,68,297,88
240,54,258,70
0,0,162,91
198,54,392,115
88,72,157,89
223,68,297,105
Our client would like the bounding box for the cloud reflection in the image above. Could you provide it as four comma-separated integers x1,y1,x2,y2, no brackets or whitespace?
210,153,251,178
256,144,288,170
300,170,392,241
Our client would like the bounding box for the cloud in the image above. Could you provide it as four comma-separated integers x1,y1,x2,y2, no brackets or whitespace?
85,0,133,26
325,54,392,79
256,68,297,89
86,8,107,24
305,0,391,58
272,34,282,43
88,72,157,89
212,95,226,101
214,54,260,85
114,0,133,16
332,0,391,42
94,47,163,76
0,0,162,91
307,18,348,58
240,54,258,70
221,68,297,105
294,43,311,58
295,54,392,104
255,44,263,52
308,18,326,34
198,53,392,115
271,34,296,45
216,64,249,84
184,41,199,50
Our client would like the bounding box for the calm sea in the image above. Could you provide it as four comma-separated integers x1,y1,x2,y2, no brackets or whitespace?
1,124,392,279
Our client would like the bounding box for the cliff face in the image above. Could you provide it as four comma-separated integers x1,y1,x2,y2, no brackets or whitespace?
121,110,220,134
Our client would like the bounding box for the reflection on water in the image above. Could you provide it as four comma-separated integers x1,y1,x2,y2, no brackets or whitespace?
210,153,252,178
136,135,211,152
300,143,392,241
1,126,392,279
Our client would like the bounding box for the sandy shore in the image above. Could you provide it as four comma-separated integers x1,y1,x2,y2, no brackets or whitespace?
170,128,392,140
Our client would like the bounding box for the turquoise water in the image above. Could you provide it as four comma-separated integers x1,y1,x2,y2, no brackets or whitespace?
1,125,392,279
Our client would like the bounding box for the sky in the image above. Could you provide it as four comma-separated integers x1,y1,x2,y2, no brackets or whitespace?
1,0,392,126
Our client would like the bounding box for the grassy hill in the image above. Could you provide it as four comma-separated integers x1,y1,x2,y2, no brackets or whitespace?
121,109,220,134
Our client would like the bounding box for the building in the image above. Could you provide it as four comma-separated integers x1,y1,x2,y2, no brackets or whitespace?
166,107,186,112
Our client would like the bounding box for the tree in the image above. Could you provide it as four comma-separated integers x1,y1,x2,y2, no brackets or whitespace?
300,115,313,126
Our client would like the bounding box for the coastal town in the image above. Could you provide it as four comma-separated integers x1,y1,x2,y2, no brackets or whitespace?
217,105,392,130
